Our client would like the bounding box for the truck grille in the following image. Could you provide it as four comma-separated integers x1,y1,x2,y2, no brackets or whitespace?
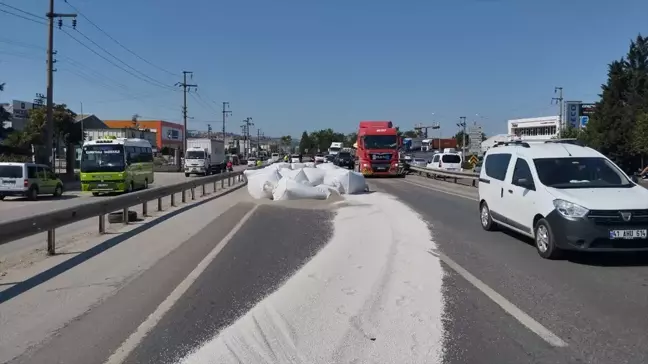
370,153,392,161
587,209,648,226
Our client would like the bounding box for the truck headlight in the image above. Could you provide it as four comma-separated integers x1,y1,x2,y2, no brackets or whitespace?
553,199,588,218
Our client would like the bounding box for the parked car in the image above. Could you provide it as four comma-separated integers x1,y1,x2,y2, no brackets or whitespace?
0,162,65,201
334,152,355,169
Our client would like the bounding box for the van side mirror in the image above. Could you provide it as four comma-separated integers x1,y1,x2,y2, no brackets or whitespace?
515,177,534,190
631,174,639,183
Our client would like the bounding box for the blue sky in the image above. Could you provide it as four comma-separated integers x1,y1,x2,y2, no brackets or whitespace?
1,0,646,138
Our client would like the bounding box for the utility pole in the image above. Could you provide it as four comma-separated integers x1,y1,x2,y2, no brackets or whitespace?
257,128,264,156
176,71,197,156
45,0,76,167
457,117,467,163
552,87,564,137
222,102,232,140
241,117,254,158
207,124,212,139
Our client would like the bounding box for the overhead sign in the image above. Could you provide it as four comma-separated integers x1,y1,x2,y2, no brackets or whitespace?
580,116,589,128
565,101,582,128
468,125,483,154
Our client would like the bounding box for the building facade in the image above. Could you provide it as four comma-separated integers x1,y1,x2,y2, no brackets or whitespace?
103,120,184,155
507,116,560,141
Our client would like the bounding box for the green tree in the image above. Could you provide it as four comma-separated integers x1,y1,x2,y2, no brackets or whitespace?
454,130,469,148
584,34,648,171
345,132,357,147
0,82,12,140
280,135,293,150
402,130,418,138
633,113,648,167
298,131,312,154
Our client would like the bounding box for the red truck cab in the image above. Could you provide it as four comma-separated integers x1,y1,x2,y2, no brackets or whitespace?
355,121,401,176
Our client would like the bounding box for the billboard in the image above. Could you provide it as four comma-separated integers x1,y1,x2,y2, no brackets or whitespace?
11,100,38,119
161,125,183,141
564,101,581,128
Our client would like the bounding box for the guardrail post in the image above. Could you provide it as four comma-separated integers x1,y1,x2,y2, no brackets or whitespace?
202,184,206,196
142,201,148,216
228,176,231,187
221,178,225,189
47,230,55,255
191,187,195,200
213,180,217,192
158,197,163,211
122,207,129,224
182,190,186,203
99,214,105,234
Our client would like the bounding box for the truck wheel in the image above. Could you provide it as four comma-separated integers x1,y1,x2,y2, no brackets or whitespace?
185,173,190,177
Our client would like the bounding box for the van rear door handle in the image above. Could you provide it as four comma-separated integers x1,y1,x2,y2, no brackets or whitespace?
508,189,513,194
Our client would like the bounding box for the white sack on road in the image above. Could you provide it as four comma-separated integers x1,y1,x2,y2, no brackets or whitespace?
272,177,330,201
176,192,445,364
246,168,282,199
244,163,366,201
301,167,327,186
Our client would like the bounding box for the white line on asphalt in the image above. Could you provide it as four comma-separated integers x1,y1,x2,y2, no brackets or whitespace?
103,204,260,364
432,251,569,348
399,179,478,201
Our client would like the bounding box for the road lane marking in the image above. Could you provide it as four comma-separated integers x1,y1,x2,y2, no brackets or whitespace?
398,179,478,201
103,204,260,364
431,250,569,348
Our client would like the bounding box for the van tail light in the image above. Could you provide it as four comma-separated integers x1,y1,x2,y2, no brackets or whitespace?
24,179,29,187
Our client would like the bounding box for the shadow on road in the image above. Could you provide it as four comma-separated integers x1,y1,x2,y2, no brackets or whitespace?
1,194,79,202
0,182,246,305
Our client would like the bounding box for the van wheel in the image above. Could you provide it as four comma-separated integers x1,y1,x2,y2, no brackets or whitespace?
127,182,134,193
184,173,190,177
53,184,63,197
534,219,562,260
92,192,100,196
144,179,149,189
0,195,5,201
27,187,39,201
479,202,497,231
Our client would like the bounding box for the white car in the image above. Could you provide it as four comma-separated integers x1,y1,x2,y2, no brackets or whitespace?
426,152,462,171
314,154,326,163
247,158,257,167
290,154,301,163
478,140,646,259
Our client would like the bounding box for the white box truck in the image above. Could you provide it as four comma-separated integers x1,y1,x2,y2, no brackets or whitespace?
184,138,225,177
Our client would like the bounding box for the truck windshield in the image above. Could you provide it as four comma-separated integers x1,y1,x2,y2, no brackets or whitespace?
329,147,341,152
533,157,633,189
186,151,205,159
362,135,398,149
81,145,125,173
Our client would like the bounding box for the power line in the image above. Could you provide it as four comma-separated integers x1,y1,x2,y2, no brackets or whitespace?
63,0,177,77
0,7,46,25
66,28,176,91
0,2,43,20
61,28,176,91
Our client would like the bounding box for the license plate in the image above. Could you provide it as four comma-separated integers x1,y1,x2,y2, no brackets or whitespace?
1,179,14,184
609,229,647,239
97,183,108,187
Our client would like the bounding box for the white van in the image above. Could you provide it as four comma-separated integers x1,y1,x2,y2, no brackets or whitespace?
478,140,648,259
426,152,462,171
0,162,65,200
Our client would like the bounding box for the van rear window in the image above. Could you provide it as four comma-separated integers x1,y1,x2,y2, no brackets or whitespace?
442,154,461,163
0,166,22,178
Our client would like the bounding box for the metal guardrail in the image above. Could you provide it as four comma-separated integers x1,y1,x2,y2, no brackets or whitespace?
0,171,247,255
409,166,479,186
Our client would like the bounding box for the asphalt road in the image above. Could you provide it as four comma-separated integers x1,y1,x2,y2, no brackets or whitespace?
370,175,648,364
6,170,648,364
0,167,247,223
11,202,334,364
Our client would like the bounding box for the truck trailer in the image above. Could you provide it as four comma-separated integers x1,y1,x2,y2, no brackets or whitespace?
184,138,225,176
